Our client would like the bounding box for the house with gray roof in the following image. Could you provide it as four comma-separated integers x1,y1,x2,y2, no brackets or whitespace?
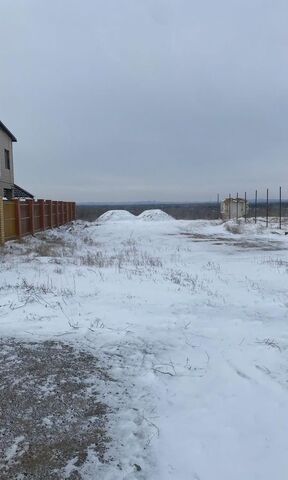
0,121,33,199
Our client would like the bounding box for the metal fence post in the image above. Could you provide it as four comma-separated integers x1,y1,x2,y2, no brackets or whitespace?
266,188,269,228
279,186,282,230
254,190,257,224
0,197,5,245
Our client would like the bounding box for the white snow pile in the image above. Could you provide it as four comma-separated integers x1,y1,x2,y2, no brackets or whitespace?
97,209,174,223
223,219,266,235
97,210,136,222
137,209,174,221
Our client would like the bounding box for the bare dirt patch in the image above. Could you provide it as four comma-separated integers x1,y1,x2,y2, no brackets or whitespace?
176,232,285,251
0,339,111,479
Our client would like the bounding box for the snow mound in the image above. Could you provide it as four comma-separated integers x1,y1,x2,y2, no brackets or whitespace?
97,210,136,222
137,209,174,221
223,219,265,235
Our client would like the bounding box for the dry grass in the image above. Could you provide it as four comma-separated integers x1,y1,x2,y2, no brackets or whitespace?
0,339,111,480
0,278,75,302
165,269,203,290
77,247,162,271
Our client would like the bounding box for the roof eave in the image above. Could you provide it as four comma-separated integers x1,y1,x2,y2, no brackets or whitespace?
0,121,17,142
13,184,34,199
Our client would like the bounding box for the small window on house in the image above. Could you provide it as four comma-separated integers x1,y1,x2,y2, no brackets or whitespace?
4,149,10,169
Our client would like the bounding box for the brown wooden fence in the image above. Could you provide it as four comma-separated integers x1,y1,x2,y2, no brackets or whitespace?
0,198,76,244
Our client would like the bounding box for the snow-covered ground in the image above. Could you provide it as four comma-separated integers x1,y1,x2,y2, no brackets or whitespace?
1,214,288,479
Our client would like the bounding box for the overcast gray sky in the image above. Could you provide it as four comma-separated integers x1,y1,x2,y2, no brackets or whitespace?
1,0,287,202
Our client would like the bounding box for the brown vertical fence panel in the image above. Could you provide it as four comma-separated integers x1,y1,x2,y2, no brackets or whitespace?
1,198,75,244
39,200,45,230
28,200,35,235
63,202,67,224
56,202,60,226
45,202,50,229
52,201,57,227
34,202,41,232
60,202,64,224
56,202,59,226
3,201,17,240
66,203,69,222
20,202,30,236
49,200,53,228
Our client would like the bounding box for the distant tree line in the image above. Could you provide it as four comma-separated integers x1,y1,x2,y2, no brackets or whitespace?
76,203,221,221
76,201,288,222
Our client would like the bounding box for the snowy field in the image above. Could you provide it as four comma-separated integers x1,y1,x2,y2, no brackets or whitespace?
1,211,288,479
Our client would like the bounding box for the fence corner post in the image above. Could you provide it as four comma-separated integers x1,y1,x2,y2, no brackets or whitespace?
0,197,5,245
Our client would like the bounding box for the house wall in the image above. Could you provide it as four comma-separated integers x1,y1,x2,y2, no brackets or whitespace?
0,129,14,197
